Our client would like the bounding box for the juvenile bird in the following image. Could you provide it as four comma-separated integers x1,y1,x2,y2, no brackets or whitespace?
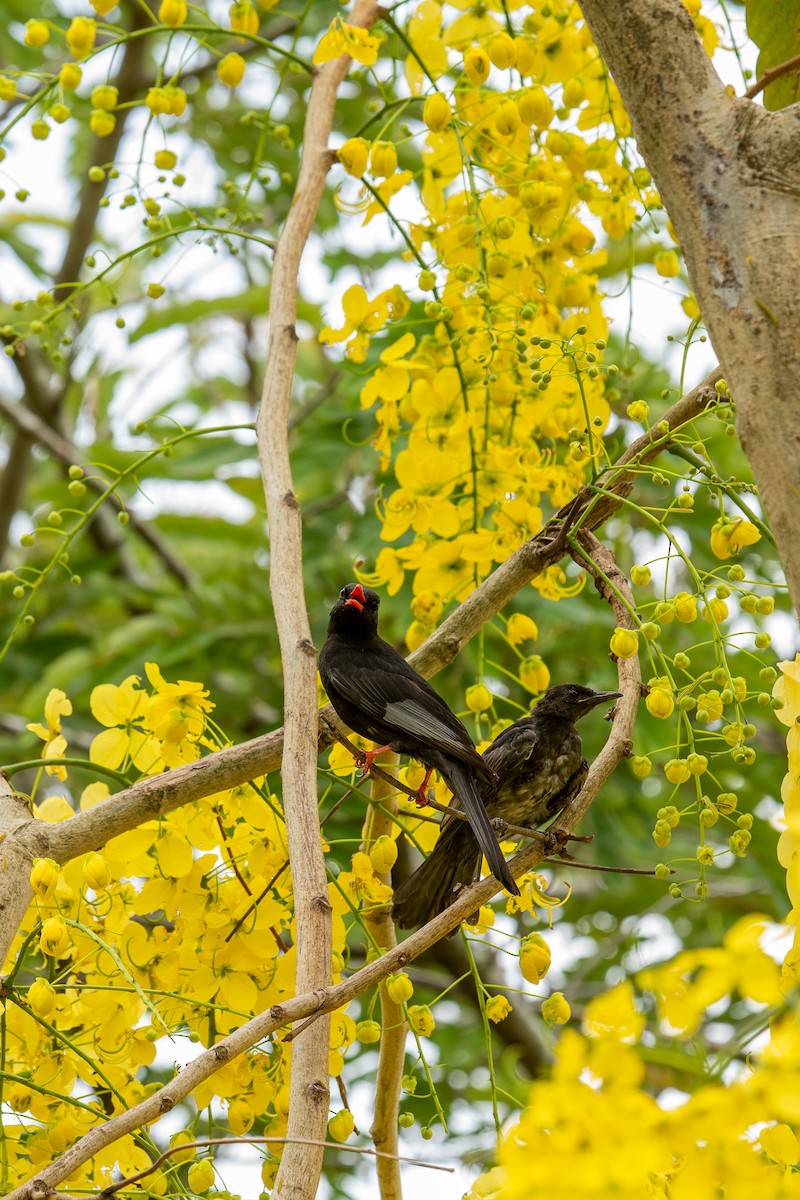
319,583,519,896
392,683,621,929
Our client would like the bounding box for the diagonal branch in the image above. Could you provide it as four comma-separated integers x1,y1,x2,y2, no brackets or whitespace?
0,395,193,590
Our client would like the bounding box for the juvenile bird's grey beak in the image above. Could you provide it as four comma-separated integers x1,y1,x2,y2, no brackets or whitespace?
585,690,623,706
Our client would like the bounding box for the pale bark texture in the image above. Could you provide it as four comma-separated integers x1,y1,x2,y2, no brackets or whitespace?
254,4,379,1198
578,0,800,613
362,756,405,1200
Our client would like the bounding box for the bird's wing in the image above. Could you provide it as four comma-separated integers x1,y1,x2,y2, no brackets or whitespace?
323,652,485,768
482,719,540,777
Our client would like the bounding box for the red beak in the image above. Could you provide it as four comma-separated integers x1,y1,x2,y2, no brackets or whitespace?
345,584,366,612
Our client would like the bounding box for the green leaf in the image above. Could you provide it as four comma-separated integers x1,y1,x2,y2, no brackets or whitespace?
747,0,800,109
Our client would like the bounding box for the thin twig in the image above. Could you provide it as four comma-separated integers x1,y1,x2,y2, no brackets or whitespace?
744,51,800,100
96,1135,451,1196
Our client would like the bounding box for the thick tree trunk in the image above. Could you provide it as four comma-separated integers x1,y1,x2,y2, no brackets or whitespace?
579,0,800,613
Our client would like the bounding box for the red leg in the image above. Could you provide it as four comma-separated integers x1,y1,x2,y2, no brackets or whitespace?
354,744,393,775
413,766,435,808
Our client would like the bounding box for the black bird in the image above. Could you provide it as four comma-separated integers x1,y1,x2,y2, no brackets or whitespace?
319,583,519,896
392,683,621,929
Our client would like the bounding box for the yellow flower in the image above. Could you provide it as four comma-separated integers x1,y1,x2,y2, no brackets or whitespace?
155,149,178,170
338,136,369,178
146,87,170,114
520,933,551,983
159,0,187,25
229,1,258,36
313,18,381,67
187,1159,215,1193
90,0,118,12
25,20,50,48
27,688,72,779
369,835,398,874
89,674,159,771
541,992,571,1026
520,655,550,694
773,655,800,727
703,597,728,624
486,995,513,1023
626,400,649,422
423,92,451,132
610,627,639,659
328,1110,355,1142
91,85,118,111
59,63,82,90
386,973,414,1004
761,1124,800,1166
464,46,490,85
506,613,539,645
28,978,57,1018
40,917,70,957
82,853,111,890
696,689,723,721
408,1004,436,1035
30,857,59,901
143,662,213,764
369,140,398,178
9,1082,33,1112
66,17,97,60
0,75,16,101
488,32,516,69
169,1130,197,1164
320,283,391,364
631,755,652,778
217,52,246,88
466,684,492,712
518,85,553,127
664,758,690,785
630,564,651,586
228,1098,254,1135
645,681,674,720
356,1019,381,1043
563,77,586,107
710,516,761,559
654,249,681,277
495,98,521,136
672,591,697,623
90,110,116,137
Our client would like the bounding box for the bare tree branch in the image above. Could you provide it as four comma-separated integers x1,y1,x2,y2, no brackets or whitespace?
253,5,379,1197
362,755,405,1200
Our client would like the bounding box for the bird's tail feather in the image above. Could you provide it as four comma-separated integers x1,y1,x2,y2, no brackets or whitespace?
392,827,481,929
441,762,520,897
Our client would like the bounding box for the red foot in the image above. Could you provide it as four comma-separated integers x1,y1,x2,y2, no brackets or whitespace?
354,744,392,775
412,767,434,808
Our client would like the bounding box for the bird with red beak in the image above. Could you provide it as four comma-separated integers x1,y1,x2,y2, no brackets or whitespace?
319,582,519,897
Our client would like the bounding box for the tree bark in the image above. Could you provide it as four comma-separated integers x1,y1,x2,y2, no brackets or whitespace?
578,0,800,613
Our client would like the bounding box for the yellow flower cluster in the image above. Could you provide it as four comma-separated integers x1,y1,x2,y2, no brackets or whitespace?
320,2,650,681
3,670,356,1192
470,962,800,1200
